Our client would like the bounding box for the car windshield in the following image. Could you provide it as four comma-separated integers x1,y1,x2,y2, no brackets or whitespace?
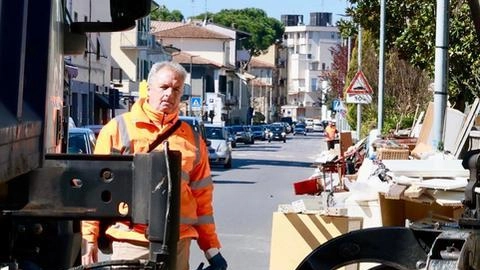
206,127,225,140
271,126,283,132
296,124,305,128
250,126,263,131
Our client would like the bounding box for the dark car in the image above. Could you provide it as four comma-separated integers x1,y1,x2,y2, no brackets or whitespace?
268,124,287,143
81,124,104,138
224,126,237,148
68,127,96,154
293,123,307,136
229,125,254,144
250,125,267,141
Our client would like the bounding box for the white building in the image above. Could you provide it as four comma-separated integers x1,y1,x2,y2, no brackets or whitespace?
282,13,342,121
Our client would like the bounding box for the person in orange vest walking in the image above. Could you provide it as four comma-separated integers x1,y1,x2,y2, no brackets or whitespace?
81,61,227,270
325,120,338,150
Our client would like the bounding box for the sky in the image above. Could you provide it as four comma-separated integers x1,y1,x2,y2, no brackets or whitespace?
158,0,350,24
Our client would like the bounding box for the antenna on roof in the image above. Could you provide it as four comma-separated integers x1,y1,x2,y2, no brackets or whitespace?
203,0,208,26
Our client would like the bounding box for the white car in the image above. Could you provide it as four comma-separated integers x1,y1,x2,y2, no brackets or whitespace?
205,124,233,169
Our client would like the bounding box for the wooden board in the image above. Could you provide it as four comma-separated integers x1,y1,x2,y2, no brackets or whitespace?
269,212,362,270
454,97,480,158
340,131,353,157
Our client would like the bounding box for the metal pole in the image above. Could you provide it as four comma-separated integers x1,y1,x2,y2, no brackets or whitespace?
433,0,449,149
356,26,362,141
378,0,386,132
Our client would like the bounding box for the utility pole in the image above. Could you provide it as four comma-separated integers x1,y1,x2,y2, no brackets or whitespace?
356,26,362,141
377,0,386,132
433,0,449,150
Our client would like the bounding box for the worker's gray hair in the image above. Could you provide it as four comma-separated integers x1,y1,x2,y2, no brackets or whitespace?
147,61,187,85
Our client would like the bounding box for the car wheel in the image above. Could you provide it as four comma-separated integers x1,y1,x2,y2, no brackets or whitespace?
224,158,232,169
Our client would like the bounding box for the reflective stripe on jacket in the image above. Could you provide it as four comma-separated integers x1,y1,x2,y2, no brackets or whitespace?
82,98,220,251
325,126,337,141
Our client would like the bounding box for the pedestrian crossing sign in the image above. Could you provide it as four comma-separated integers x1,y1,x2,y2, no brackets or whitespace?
190,97,202,110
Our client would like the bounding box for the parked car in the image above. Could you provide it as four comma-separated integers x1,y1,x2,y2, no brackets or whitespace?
250,125,267,141
268,124,287,143
205,124,232,168
224,126,237,148
179,116,210,146
293,123,307,136
305,118,314,132
82,124,104,138
313,120,325,133
68,127,96,154
229,125,254,144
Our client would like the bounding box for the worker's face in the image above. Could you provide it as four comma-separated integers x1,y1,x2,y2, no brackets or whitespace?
148,67,184,114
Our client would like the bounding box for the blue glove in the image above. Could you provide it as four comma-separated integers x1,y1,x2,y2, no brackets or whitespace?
204,253,227,270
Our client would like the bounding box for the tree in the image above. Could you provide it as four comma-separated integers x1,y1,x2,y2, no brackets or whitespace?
200,8,284,68
343,0,480,111
150,5,184,22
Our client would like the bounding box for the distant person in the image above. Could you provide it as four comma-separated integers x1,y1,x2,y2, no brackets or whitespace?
325,120,338,150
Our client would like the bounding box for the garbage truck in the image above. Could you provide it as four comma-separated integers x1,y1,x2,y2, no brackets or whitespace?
0,1,181,269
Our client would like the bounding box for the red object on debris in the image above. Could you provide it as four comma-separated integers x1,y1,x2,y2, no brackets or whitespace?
293,178,320,195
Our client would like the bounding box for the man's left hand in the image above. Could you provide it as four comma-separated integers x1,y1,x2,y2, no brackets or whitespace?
204,253,227,270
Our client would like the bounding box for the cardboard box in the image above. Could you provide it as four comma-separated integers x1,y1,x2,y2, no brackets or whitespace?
269,212,362,270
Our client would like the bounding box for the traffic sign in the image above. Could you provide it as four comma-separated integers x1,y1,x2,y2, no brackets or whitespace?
190,97,202,110
346,93,372,104
345,70,373,95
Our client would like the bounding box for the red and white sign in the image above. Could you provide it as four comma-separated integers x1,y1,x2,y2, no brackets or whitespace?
345,70,373,95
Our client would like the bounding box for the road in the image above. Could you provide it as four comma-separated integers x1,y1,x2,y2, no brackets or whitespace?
190,132,327,270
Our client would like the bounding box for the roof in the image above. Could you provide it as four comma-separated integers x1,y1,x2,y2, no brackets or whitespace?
250,58,275,69
172,51,222,68
150,21,185,33
153,24,232,40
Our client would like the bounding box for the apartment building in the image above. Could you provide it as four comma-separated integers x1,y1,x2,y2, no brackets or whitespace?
281,13,342,121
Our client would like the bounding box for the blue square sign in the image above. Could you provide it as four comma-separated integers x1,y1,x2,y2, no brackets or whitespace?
190,97,202,109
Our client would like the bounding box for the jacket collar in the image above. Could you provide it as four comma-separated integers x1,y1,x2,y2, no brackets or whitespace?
130,98,179,129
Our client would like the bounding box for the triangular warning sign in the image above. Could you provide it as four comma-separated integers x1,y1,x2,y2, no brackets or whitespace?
192,99,200,107
345,70,373,94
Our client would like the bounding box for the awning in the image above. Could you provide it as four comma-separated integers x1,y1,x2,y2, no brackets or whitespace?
235,72,256,81
94,93,111,109
65,63,79,78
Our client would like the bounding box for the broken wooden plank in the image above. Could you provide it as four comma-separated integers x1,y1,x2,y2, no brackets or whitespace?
404,185,425,198
384,184,407,200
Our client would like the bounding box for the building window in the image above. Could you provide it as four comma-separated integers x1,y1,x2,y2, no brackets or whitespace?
322,63,326,70
311,78,317,91
74,12,78,22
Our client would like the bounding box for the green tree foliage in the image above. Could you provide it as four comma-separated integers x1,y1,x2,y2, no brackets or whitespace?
343,0,480,111
151,5,184,22
203,8,284,67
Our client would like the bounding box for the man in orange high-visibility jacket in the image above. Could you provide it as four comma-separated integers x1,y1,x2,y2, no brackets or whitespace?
325,120,338,150
81,61,227,270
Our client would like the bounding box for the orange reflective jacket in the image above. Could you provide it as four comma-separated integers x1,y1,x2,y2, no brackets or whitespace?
82,99,220,251
325,125,337,141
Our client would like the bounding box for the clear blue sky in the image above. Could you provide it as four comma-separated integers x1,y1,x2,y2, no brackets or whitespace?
158,0,350,24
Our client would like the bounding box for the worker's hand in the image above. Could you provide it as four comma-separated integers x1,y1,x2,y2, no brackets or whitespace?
81,242,98,265
204,253,227,270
